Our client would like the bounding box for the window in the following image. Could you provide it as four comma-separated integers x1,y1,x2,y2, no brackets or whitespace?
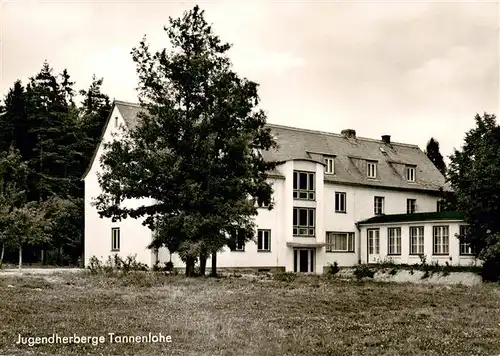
111,227,120,251
230,228,245,251
374,196,385,215
114,116,118,128
437,200,445,212
367,161,377,178
407,199,417,214
406,166,416,182
324,157,335,174
255,197,271,208
459,225,474,255
335,192,346,213
293,171,315,200
409,226,424,255
293,207,315,237
367,229,380,255
257,230,271,252
433,226,449,255
326,232,355,252
388,227,401,255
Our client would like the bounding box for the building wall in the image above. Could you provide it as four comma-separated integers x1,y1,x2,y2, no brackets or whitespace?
322,183,440,267
156,176,286,270
84,107,154,267
359,221,479,266
84,110,448,273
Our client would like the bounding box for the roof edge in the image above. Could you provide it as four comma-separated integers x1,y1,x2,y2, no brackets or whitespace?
81,101,118,180
267,123,420,149
357,211,465,225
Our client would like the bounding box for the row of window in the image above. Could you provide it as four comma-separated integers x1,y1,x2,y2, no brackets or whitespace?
368,225,473,256
111,225,473,256
110,227,272,253
323,157,418,181
294,166,416,202
232,229,271,252
262,192,421,216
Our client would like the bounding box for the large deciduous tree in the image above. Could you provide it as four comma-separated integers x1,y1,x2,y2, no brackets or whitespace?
447,113,500,281
94,5,278,276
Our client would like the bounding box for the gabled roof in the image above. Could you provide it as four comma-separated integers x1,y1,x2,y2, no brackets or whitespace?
358,211,464,225
262,124,449,192
84,100,450,193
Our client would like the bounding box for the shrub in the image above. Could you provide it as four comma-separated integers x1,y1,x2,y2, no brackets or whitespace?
273,272,296,282
354,264,375,280
87,255,148,274
327,262,339,275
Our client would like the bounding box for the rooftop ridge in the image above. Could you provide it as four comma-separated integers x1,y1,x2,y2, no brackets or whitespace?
114,100,142,108
112,101,420,149
266,123,420,149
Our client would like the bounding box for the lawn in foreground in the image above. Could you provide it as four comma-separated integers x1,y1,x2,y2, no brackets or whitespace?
1,272,500,356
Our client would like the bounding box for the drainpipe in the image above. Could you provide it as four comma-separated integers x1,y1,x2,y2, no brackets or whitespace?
355,222,362,264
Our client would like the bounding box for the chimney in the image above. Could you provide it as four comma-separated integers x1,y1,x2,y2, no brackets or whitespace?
381,135,391,144
341,129,356,139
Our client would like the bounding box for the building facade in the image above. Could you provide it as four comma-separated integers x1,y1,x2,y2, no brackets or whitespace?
84,101,477,273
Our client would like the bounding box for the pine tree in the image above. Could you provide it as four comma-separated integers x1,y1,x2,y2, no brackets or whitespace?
25,61,78,200
425,138,446,176
79,75,112,171
0,81,28,156
95,5,278,276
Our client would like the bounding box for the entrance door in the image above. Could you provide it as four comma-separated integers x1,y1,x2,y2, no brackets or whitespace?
294,249,315,273
367,229,380,263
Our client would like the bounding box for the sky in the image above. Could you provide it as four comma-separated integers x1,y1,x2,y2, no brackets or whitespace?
1,1,499,161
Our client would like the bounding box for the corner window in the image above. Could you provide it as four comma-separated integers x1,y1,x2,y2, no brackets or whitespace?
111,227,120,251
257,229,271,252
406,166,416,182
367,161,377,179
293,207,315,237
335,192,346,213
293,171,315,200
114,116,118,128
324,157,335,174
459,225,474,255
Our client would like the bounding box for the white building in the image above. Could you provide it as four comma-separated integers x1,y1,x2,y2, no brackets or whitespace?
84,101,477,273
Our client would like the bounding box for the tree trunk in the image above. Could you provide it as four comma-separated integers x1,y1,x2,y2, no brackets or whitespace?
41,249,44,265
18,246,22,270
211,252,217,277
199,253,207,276
0,243,4,269
185,256,195,277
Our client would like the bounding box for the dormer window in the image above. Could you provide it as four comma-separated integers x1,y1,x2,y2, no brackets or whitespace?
324,156,334,174
406,166,416,182
114,117,118,128
367,161,377,179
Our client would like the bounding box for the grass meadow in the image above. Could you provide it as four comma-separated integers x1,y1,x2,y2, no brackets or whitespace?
1,271,500,356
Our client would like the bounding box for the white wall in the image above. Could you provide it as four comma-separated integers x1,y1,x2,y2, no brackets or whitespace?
359,221,479,266
322,183,440,267
156,177,287,270
85,116,448,273
84,107,154,267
